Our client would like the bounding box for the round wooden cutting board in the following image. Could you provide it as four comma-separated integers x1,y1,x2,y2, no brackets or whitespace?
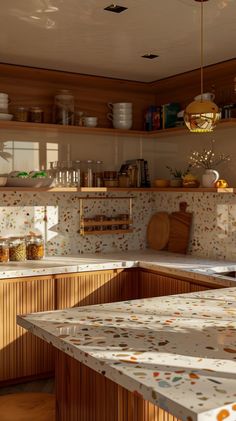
147,212,170,250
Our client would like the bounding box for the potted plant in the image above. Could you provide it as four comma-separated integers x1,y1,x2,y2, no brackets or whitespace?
166,165,192,187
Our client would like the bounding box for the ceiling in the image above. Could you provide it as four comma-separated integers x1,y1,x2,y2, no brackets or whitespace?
0,0,235,82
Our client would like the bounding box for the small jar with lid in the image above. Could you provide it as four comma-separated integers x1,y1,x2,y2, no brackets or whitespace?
14,106,29,122
29,107,44,123
26,235,44,260
103,171,118,187
9,237,27,262
0,238,9,263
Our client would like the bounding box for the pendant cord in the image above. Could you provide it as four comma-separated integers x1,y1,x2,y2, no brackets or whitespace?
200,0,203,101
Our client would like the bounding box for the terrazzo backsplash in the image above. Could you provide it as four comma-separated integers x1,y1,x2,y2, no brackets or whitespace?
1,191,236,260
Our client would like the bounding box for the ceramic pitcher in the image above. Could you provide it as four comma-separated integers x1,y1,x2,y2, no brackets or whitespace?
202,169,219,187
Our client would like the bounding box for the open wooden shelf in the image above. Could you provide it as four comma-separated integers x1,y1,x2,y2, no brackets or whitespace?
0,186,235,193
0,118,235,138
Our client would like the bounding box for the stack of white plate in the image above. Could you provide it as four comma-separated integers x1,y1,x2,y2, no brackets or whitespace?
0,93,13,121
107,102,133,130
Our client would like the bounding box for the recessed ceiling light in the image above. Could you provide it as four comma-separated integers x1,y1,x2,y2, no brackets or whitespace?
104,4,128,13
142,53,159,59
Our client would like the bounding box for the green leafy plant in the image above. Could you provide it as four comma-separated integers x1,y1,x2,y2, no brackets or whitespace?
166,164,192,178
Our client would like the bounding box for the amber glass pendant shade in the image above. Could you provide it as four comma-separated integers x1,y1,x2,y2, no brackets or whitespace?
184,0,220,133
184,100,220,132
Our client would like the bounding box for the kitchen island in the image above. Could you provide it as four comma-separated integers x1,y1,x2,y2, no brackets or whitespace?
17,287,236,421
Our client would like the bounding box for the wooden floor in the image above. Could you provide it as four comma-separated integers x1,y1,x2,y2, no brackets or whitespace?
0,378,54,396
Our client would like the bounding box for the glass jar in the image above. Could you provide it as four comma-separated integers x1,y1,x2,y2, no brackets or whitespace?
14,106,29,122
29,107,44,123
60,161,72,187
9,237,26,262
117,213,129,230
74,160,81,187
83,160,94,187
0,238,9,263
103,171,118,187
26,235,44,260
118,172,130,188
94,160,103,187
54,89,75,125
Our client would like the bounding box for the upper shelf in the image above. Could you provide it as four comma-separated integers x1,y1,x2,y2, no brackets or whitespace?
0,187,235,193
0,119,235,138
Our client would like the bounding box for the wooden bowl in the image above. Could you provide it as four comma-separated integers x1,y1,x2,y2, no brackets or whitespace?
153,179,170,187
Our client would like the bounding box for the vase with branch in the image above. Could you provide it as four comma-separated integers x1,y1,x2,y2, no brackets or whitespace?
188,140,230,187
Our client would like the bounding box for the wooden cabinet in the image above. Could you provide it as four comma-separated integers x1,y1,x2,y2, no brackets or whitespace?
0,275,55,383
138,269,222,298
55,269,139,310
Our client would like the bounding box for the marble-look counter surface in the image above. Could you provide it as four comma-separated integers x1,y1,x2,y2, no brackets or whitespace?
18,287,236,421
1,250,236,287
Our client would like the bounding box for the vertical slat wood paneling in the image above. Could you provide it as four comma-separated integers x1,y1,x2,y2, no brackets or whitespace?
0,275,55,383
139,270,191,298
55,269,138,310
56,350,181,421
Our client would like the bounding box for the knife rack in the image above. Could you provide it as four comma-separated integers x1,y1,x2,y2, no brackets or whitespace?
79,196,133,236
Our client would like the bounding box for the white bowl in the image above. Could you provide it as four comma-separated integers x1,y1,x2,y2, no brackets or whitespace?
113,118,133,123
113,111,132,117
0,113,13,121
113,121,133,130
6,177,54,188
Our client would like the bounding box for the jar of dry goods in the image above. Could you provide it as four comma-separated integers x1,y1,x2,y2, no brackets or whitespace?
0,238,9,263
54,89,75,125
26,235,44,260
9,237,26,261
14,106,29,122
29,107,44,123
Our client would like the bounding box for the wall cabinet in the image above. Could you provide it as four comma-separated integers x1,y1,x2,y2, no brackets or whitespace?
0,275,55,384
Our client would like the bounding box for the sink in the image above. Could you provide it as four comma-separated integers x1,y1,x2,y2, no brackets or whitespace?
213,271,236,279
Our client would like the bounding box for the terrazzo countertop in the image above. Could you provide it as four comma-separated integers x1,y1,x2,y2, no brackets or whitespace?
1,250,236,287
18,287,236,421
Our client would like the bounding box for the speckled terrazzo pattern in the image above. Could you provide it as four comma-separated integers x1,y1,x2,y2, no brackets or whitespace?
18,287,236,421
155,192,236,260
1,191,236,259
0,192,155,255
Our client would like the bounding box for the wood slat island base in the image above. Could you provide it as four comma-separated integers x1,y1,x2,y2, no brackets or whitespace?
55,350,180,421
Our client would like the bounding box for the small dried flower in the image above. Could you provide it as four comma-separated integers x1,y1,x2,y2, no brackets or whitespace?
188,140,230,169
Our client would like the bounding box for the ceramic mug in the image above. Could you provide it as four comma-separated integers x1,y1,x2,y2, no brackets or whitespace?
83,116,98,127
194,92,215,101
108,102,133,111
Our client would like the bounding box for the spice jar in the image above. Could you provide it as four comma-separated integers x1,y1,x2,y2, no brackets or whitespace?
14,106,29,122
9,237,26,261
103,171,118,187
0,238,9,263
117,213,129,230
29,107,44,123
26,235,44,260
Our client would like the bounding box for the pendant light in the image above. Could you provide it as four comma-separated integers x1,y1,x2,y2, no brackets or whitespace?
184,0,220,133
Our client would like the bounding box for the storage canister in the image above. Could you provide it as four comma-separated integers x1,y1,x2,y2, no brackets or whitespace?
9,237,26,261
0,238,9,263
54,89,75,125
26,235,44,260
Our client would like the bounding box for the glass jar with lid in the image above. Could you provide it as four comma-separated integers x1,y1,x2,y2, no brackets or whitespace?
26,235,44,260
9,237,26,261
83,160,94,187
54,89,75,125
0,238,9,263
94,160,103,187
14,106,29,122
29,106,44,123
